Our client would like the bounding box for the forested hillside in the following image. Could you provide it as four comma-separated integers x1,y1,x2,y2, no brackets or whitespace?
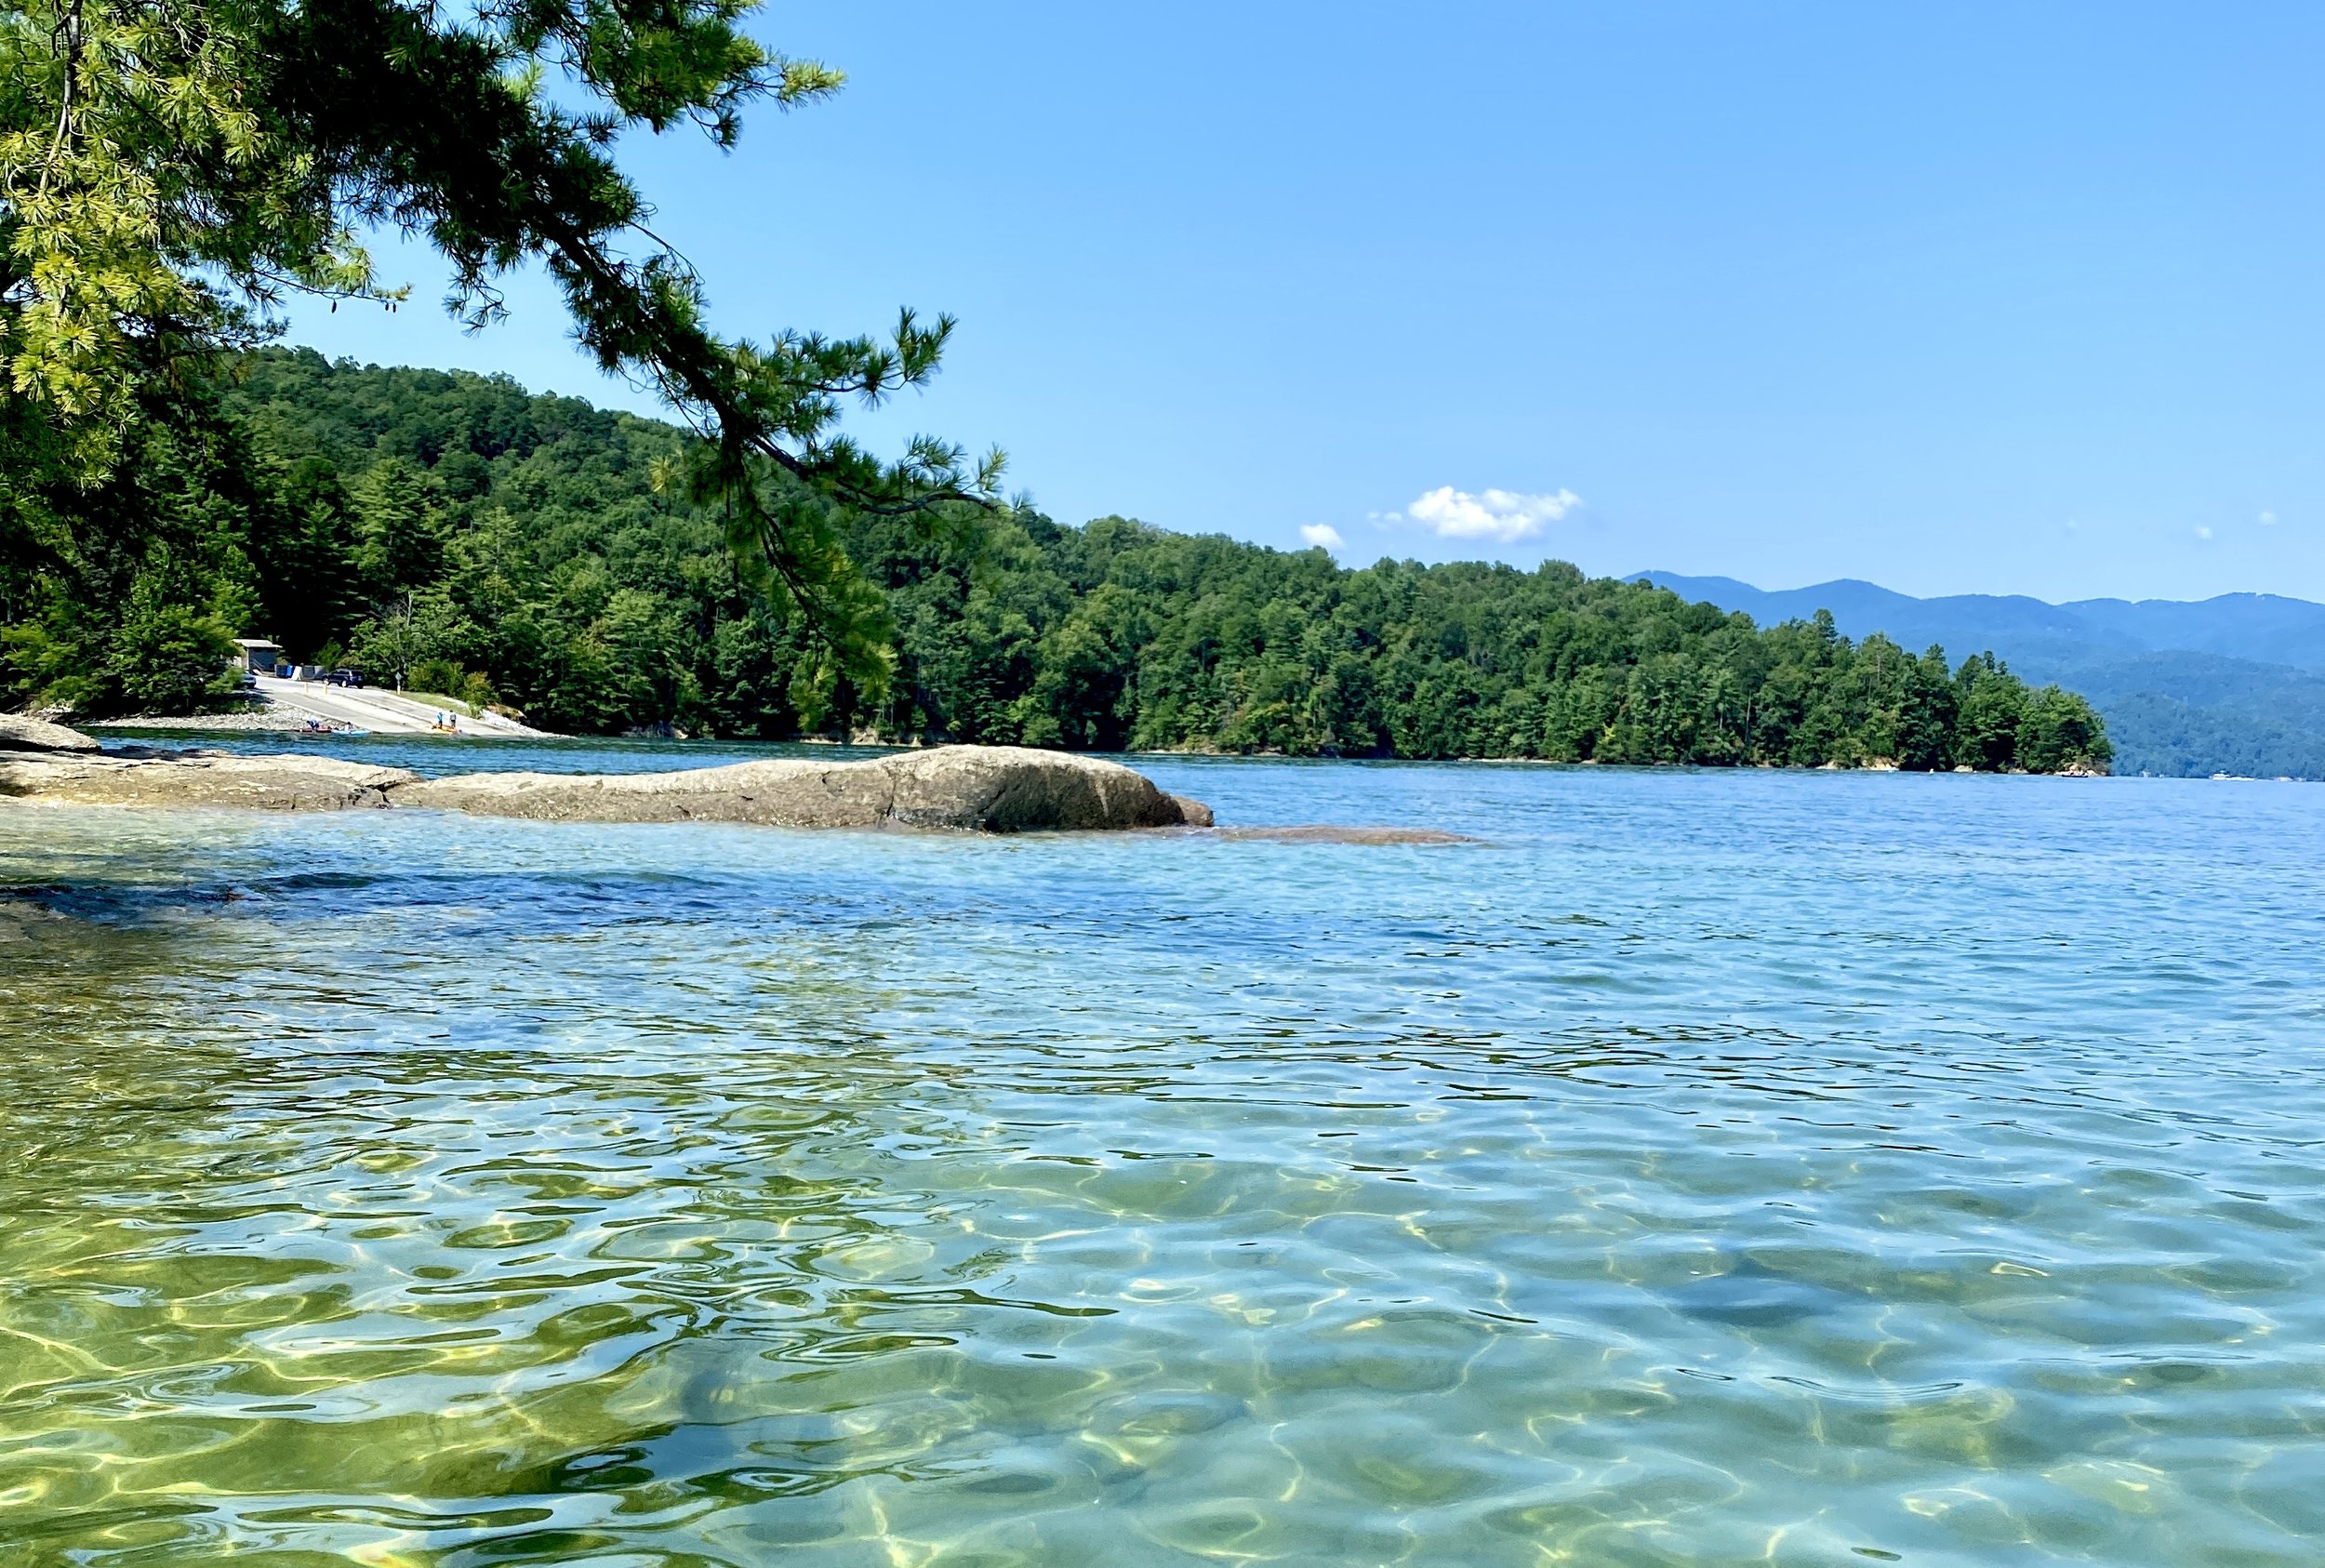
1,351,2109,772
1635,571,2325,777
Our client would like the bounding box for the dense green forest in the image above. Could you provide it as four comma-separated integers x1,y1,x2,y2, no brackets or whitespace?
0,350,2110,772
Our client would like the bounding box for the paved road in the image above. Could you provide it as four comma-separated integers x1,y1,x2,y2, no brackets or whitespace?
254,677,553,737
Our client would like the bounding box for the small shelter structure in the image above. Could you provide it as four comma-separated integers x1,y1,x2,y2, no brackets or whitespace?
232,638,284,675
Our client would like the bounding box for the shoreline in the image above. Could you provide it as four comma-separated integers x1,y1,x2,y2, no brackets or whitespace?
72,721,2146,777
82,675,559,739
64,731,2302,782
84,710,312,733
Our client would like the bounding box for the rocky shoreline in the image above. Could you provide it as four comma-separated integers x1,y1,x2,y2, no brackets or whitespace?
0,723,1213,834
81,710,319,734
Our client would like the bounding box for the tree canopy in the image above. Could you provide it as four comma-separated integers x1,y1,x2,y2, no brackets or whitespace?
2,348,2114,776
1,0,996,689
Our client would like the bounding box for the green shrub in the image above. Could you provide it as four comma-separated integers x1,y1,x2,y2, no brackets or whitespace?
109,598,240,714
408,657,465,698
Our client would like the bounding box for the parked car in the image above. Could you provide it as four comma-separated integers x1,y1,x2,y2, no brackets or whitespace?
326,670,365,688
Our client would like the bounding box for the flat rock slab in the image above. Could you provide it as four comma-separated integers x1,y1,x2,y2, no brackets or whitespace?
1,744,1213,833
399,745,1211,831
0,751,416,810
0,714,103,754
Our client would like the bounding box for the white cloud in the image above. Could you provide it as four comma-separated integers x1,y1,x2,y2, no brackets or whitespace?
1299,524,1345,551
1402,485,1583,543
2196,525,2215,540
2260,510,2278,525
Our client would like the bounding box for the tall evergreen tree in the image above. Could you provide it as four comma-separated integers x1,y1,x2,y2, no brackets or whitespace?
1,0,999,690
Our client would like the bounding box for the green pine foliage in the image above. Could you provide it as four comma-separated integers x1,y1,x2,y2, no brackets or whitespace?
0,376,263,716
1,349,2111,772
2,0,998,684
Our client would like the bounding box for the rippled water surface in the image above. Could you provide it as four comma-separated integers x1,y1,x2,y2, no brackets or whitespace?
5,750,2323,1565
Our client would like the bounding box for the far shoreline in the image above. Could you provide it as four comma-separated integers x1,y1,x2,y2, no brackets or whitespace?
87,723,2306,780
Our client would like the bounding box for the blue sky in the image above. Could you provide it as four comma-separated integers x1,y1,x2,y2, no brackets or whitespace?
281,2,2325,604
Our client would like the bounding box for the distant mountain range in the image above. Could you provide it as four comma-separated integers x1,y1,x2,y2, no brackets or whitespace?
1628,572,2325,778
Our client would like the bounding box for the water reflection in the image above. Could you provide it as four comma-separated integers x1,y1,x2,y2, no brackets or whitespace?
5,767,2325,1563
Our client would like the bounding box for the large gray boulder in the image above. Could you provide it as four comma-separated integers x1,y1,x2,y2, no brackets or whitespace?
398,745,1211,831
887,745,1207,831
0,751,416,810
0,713,101,754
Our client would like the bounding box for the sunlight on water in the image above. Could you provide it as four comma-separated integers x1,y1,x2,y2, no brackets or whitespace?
5,755,2323,1564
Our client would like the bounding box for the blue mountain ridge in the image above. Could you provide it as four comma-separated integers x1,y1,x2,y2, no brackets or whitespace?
1626,572,2325,778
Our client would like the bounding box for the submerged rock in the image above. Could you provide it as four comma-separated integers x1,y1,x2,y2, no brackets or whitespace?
0,751,417,810
0,714,102,754
1214,824,1473,845
1,744,1211,834
1663,1259,1850,1329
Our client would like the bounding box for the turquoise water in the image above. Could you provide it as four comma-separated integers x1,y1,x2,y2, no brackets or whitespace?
4,751,2323,1564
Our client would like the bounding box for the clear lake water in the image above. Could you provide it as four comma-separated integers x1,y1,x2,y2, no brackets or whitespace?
3,740,2321,1564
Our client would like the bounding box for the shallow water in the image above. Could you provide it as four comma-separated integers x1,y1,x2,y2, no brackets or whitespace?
5,753,2323,1565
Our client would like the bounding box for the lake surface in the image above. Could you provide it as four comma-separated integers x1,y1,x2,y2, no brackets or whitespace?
5,747,2322,1565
